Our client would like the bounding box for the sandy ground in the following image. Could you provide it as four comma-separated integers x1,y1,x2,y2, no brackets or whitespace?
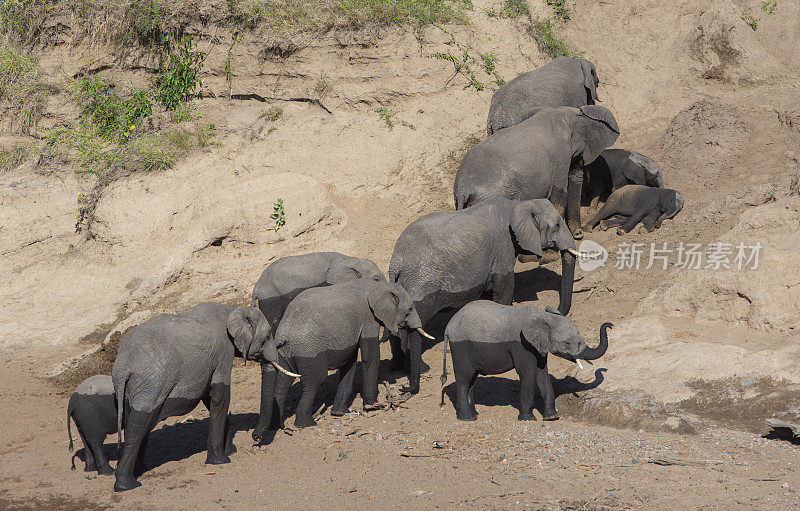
2,0,800,508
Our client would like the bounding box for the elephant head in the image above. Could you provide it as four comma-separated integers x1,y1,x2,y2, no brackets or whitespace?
368,282,429,340
626,151,664,188
573,105,620,166
228,307,298,377
659,189,684,220
523,309,611,364
577,58,600,104
511,199,577,316
327,257,386,285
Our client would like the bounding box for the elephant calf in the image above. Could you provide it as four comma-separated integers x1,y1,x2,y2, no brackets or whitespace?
67,375,118,474
582,185,684,235
583,149,664,209
442,301,611,421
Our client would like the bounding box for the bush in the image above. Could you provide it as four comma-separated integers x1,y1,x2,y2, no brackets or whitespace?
155,34,205,110
74,76,153,140
128,0,163,46
530,18,576,58
546,0,569,20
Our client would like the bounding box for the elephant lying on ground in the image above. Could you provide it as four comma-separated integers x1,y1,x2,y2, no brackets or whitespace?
455,106,620,239
388,198,582,395
112,303,296,491
252,252,385,328
67,375,118,474
441,301,611,421
487,56,601,135
583,149,664,209
251,279,431,437
582,185,684,235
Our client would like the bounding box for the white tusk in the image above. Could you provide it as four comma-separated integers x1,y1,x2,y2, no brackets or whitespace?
379,326,384,340
567,248,581,258
272,361,301,378
416,327,435,340
576,360,584,370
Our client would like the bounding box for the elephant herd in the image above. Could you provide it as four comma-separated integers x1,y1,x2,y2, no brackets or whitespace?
65,56,684,492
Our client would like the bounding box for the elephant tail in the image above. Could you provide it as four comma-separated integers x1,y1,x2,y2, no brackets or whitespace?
67,401,74,452
440,333,449,407
116,373,128,456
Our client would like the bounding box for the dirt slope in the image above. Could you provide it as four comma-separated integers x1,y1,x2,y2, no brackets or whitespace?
2,0,800,508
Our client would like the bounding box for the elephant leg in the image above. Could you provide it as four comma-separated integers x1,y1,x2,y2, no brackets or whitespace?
616,209,648,235
389,332,405,372
406,330,422,395
535,355,559,421
114,407,160,492
90,433,114,475
204,396,236,455
511,350,537,421
134,433,149,476
274,371,293,430
640,209,662,232
331,352,358,416
205,383,232,465
75,428,96,472
455,371,478,421
491,272,514,306
359,337,381,409
294,359,326,428
583,200,619,232
566,165,585,239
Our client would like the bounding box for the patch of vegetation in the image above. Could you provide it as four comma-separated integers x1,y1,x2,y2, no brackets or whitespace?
73,76,152,141
127,0,163,46
314,75,330,98
0,0,51,45
761,1,777,15
530,18,577,58
197,123,217,147
166,128,194,149
0,45,58,135
546,0,569,20
169,102,195,122
374,106,416,131
486,0,527,18
261,105,283,121
740,8,759,30
270,198,285,231
480,52,505,87
432,50,485,91
0,144,33,173
155,34,205,110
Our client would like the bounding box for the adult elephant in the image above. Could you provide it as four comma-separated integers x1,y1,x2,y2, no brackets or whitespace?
388,198,581,394
487,56,601,135
583,149,664,209
111,302,297,492
454,105,620,239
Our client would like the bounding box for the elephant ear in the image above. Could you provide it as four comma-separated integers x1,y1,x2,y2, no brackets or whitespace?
367,284,400,334
227,307,268,361
578,105,620,165
511,202,543,258
621,160,646,186
525,199,575,252
627,151,664,187
578,58,598,104
520,314,552,355
326,260,360,285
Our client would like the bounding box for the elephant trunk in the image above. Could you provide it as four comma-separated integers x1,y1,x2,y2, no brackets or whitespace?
577,322,612,361
558,249,576,316
252,361,277,443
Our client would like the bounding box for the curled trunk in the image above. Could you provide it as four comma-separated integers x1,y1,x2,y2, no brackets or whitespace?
577,322,612,360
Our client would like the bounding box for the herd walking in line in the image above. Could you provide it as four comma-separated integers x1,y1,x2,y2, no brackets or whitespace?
65,56,684,492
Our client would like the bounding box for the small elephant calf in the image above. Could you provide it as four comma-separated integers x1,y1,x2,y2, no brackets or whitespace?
67,375,118,474
583,184,684,235
583,149,664,209
441,301,611,421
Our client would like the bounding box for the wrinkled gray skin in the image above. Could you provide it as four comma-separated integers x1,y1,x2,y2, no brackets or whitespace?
251,252,386,329
388,198,576,395
252,279,422,437
442,301,610,421
454,106,620,239
583,149,664,209
112,302,270,492
67,375,118,475
583,184,684,235
487,56,600,135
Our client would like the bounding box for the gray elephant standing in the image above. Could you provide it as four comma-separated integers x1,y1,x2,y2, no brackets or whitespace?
67,375,119,474
454,105,620,239
583,149,664,209
487,56,600,135
442,301,611,421
583,185,684,235
388,198,580,395
252,279,430,437
111,302,295,492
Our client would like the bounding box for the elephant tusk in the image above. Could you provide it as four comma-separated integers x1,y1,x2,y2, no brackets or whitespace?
567,248,581,258
576,360,584,370
272,361,301,378
416,327,435,340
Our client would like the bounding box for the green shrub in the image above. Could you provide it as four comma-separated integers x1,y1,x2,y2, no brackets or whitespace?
127,0,163,45
530,18,576,58
197,123,217,147
502,0,528,17
155,34,205,110
546,0,569,20
761,1,777,15
74,76,153,140
741,8,759,30
261,105,283,122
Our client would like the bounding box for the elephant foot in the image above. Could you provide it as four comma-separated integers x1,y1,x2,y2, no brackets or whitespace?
615,228,627,236
114,476,141,492
205,452,232,465
542,412,561,421
363,402,385,412
517,412,536,421
330,407,350,417
294,415,317,429
570,228,584,240
225,442,237,455
251,428,265,443
97,464,115,476
83,464,97,473
456,409,478,421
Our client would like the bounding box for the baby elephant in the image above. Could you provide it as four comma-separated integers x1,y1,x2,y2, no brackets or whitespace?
67,375,118,474
442,301,611,421
583,149,664,209
583,185,684,235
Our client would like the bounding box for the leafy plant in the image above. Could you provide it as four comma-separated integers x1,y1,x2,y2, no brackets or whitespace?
374,106,395,129
314,76,330,98
546,0,569,20
155,34,205,110
741,8,759,30
261,105,283,122
197,123,217,147
530,18,577,58
432,51,484,91
270,198,285,231
128,0,163,46
74,76,152,141
761,1,777,15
